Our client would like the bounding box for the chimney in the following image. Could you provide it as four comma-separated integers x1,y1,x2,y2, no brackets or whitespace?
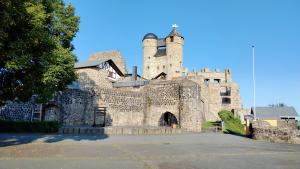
131,66,137,81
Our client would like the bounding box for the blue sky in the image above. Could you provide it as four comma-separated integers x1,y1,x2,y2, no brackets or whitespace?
65,0,300,114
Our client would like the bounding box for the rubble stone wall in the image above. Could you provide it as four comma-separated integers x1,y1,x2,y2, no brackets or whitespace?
253,127,300,144
0,80,205,132
252,120,300,144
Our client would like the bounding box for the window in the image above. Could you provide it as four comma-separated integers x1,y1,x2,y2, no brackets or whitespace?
148,56,150,59
108,71,116,79
170,64,172,67
204,79,210,84
213,79,220,84
220,87,231,96
163,65,165,69
170,36,174,42
222,98,231,105
147,66,150,69
157,66,159,70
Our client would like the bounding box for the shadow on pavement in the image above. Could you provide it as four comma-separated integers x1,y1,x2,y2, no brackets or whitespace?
0,133,108,147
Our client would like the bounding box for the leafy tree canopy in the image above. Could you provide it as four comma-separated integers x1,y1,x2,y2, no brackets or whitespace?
0,0,79,105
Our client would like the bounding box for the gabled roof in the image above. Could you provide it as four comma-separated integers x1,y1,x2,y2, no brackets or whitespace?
167,27,183,38
74,59,110,68
153,72,167,80
253,107,298,119
74,59,124,76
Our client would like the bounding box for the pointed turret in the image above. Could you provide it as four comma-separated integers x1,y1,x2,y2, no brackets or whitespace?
167,27,183,39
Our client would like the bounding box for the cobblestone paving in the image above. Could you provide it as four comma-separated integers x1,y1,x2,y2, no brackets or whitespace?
0,133,300,169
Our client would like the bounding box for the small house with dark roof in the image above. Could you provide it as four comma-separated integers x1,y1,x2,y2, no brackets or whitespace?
252,106,298,127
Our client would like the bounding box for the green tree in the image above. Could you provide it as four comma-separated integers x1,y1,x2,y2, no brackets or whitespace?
0,0,79,105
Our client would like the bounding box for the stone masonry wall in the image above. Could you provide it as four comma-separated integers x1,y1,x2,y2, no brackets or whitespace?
58,79,204,132
253,127,300,144
0,101,33,121
0,72,205,132
252,120,300,144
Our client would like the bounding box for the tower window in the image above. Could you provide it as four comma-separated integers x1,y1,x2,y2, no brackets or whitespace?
148,56,150,59
220,87,231,96
213,79,220,84
222,98,231,105
147,66,150,69
204,79,210,85
157,66,159,70
170,36,174,42
170,64,172,67
163,65,165,69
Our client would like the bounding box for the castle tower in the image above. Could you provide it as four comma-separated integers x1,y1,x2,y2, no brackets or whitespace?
143,33,158,79
142,26,184,80
165,26,184,79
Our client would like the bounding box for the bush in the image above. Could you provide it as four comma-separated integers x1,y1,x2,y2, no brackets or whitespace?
0,120,61,133
202,121,221,129
218,110,245,136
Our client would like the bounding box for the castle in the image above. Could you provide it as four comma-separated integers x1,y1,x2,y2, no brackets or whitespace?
0,27,243,132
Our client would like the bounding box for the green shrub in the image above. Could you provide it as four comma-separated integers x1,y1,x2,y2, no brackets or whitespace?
202,121,221,129
0,120,61,133
218,110,245,136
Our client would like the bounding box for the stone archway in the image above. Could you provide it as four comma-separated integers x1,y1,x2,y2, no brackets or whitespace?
42,103,60,121
159,112,178,127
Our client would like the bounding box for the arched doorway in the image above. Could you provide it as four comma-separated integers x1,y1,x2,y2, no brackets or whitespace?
159,112,178,127
42,103,60,121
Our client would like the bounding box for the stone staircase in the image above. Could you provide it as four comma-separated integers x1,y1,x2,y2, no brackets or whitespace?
59,126,191,135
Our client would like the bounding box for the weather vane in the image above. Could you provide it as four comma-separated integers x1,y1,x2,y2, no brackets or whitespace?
172,24,178,28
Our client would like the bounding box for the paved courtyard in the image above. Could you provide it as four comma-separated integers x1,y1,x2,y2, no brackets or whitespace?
0,133,300,169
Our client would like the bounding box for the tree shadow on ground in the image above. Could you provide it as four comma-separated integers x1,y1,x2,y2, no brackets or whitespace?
224,129,252,138
0,133,108,147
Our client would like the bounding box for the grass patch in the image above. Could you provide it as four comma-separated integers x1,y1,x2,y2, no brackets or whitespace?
0,120,61,133
218,110,245,136
202,121,221,129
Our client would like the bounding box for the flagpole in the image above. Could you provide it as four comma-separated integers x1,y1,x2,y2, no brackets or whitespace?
252,45,256,119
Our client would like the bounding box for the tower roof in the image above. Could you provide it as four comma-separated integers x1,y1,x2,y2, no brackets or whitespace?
167,27,183,38
143,33,158,40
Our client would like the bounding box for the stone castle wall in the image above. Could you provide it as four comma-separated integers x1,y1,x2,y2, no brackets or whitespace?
0,101,33,121
1,78,205,132
175,69,242,122
58,79,204,132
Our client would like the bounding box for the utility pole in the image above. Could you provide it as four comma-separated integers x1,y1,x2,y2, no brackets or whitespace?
252,45,256,119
